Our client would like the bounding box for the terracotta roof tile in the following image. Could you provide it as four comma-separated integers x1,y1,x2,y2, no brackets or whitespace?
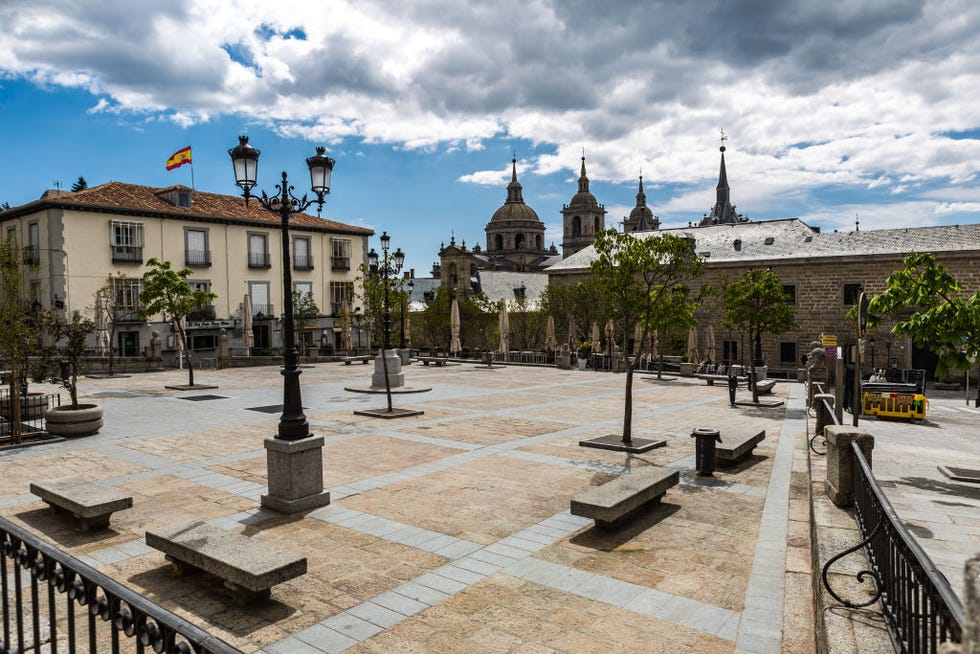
10,182,372,235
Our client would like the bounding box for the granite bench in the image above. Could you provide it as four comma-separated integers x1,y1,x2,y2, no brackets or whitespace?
754,379,776,395
716,428,766,464
698,374,747,386
343,355,372,365
418,356,449,367
146,520,307,605
30,479,133,531
570,466,679,529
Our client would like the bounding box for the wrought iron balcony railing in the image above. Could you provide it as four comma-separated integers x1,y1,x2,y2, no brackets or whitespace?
111,246,143,264
185,249,212,267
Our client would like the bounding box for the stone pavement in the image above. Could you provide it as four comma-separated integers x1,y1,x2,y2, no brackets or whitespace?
0,363,815,653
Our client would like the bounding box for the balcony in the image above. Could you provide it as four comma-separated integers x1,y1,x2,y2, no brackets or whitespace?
331,257,350,271
250,304,275,319
185,249,211,267
248,252,271,268
187,305,216,321
116,307,144,323
111,246,143,264
293,254,314,271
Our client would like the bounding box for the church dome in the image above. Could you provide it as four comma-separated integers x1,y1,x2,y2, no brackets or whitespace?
489,158,541,224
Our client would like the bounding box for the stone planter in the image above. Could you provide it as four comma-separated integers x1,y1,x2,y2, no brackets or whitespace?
0,392,49,421
44,404,103,437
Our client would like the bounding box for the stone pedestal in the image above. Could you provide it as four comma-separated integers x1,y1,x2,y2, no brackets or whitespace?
557,351,571,370
397,348,411,365
150,330,162,361
372,349,404,388
679,362,696,377
261,435,330,514
218,329,229,363
813,393,835,436
825,426,874,507
612,352,625,373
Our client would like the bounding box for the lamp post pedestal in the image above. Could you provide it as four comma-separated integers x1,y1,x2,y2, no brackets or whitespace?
372,349,405,388
261,435,331,514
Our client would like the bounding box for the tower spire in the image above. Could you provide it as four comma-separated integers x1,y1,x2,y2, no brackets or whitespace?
578,152,589,193
506,157,524,203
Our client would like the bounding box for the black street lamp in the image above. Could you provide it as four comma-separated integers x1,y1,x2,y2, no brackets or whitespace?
229,135,335,441
869,336,876,370
400,278,414,349
367,232,404,411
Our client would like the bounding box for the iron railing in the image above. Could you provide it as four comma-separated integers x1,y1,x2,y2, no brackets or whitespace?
247,252,271,268
836,442,964,652
0,518,240,653
184,249,212,267
0,390,60,440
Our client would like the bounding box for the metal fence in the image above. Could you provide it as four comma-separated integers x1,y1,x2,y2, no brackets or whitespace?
0,517,240,653
0,389,60,440
847,442,963,652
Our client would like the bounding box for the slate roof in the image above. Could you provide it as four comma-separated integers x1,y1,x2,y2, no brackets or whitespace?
1,182,373,235
548,218,980,273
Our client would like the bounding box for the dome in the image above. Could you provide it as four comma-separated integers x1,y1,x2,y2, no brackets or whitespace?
566,155,598,208
629,204,653,223
491,202,540,224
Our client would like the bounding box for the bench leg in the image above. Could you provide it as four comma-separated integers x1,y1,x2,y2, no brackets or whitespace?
591,493,666,530
224,580,270,606
77,514,111,531
165,555,204,576
43,500,66,514
706,379,714,385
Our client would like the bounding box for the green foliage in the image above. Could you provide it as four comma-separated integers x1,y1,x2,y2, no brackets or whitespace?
71,176,88,192
539,277,608,345
721,268,797,402
589,229,704,441
416,285,452,351
865,252,980,377
34,311,96,409
0,234,38,440
291,291,320,326
356,261,407,349
465,292,499,353
139,258,217,386
507,292,545,351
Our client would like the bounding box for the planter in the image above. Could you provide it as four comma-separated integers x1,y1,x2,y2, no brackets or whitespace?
0,392,49,421
44,404,103,437
577,358,588,370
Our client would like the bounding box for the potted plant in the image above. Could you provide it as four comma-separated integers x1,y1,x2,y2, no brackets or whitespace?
36,312,103,437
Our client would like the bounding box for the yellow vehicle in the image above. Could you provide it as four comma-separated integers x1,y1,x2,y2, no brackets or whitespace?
862,389,928,421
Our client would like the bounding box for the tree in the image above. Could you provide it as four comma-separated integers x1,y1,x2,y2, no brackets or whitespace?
865,252,980,378
96,274,130,376
71,177,88,192
539,278,608,347
34,312,96,409
590,229,704,445
464,292,499,359
417,286,452,352
290,290,320,353
139,258,217,387
0,234,38,442
508,291,545,351
356,262,406,349
647,285,699,379
721,268,797,404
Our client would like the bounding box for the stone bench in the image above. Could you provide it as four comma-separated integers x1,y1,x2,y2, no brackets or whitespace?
418,356,449,367
697,374,747,386
146,520,307,605
570,466,679,529
716,428,766,464
343,355,372,365
754,379,776,395
30,479,133,531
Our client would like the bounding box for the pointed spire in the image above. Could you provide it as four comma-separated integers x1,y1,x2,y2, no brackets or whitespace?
716,146,730,204
506,157,524,204
577,153,590,194
635,175,647,207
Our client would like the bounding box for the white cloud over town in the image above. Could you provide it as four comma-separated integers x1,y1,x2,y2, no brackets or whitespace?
1,0,979,227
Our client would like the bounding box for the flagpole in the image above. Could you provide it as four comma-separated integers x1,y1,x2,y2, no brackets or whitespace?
190,145,196,191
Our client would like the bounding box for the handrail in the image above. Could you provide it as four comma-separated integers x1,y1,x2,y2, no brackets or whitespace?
850,441,963,651
0,517,240,653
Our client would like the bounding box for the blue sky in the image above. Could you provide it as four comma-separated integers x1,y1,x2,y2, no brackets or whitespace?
2,0,980,275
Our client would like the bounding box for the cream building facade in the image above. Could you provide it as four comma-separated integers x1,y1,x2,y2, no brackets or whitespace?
0,183,372,357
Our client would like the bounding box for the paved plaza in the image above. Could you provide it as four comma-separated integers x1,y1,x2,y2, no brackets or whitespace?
0,361,974,653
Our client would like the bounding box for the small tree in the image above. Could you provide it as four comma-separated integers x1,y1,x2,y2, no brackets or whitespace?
290,290,320,353
865,252,980,378
0,234,37,442
509,291,545,351
465,292,499,361
722,268,797,404
139,258,217,387
71,177,88,192
647,285,699,379
591,229,704,445
35,312,96,409
417,286,452,352
539,278,608,346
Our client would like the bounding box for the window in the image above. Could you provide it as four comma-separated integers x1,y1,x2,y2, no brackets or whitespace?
110,220,144,263
494,234,503,250
843,283,862,305
113,278,142,320
248,233,270,268
188,280,214,320
594,216,601,233
249,282,272,317
25,222,39,265
780,342,797,364
515,233,525,249
572,216,582,237
330,281,354,315
294,281,313,297
722,340,738,364
331,238,350,271
782,284,797,305
185,228,210,266
293,236,313,270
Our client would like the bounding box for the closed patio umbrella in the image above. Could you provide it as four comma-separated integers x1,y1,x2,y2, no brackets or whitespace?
339,298,353,352
687,326,699,364
544,315,558,352
591,321,601,353
605,319,615,351
633,322,643,355
498,300,510,354
450,296,462,355
94,292,110,356
242,294,255,353
705,324,716,364
651,330,659,359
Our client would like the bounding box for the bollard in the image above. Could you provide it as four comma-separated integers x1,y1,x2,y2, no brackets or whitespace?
728,373,738,406
814,393,835,435
691,427,722,476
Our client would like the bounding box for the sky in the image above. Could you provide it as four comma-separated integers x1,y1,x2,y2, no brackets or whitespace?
2,0,980,275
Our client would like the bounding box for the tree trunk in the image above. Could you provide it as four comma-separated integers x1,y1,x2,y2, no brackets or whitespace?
622,333,634,444
8,365,22,443
750,326,759,404
180,327,195,387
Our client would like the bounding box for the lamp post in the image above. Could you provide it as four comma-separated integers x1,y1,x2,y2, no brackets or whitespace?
868,336,876,370
228,135,333,513
368,232,404,410
400,278,414,350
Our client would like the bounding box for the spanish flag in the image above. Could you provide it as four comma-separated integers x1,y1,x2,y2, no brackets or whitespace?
166,146,192,170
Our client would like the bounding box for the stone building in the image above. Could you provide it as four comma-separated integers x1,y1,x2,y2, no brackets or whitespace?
622,176,659,233
561,156,607,257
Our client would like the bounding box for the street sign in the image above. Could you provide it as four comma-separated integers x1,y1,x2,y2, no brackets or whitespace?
820,334,838,347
